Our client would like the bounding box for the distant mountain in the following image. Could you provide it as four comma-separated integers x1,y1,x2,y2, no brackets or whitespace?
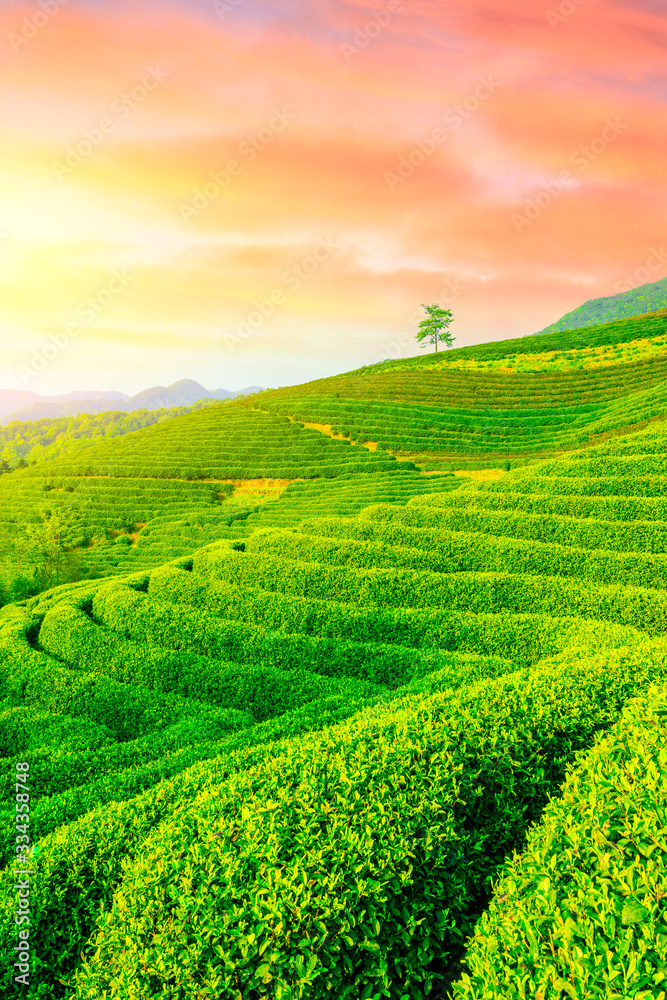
48,390,129,403
0,388,127,419
534,276,667,337
124,379,261,411
2,399,127,424
0,380,263,425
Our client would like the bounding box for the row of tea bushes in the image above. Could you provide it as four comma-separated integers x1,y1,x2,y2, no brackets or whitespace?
453,683,667,999
413,482,667,523
254,315,667,460
65,636,667,999
349,501,667,554
0,686,403,999
250,469,462,527
18,405,399,481
188,542,667,638
0,566,541,998
248,523,667,590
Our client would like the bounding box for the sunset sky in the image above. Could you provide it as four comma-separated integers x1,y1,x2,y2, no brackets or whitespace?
1,0,665,395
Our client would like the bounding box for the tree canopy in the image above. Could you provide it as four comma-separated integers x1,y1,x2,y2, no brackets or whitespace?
415,303,454,353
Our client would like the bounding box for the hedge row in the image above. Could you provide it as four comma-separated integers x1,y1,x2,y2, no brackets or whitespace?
190,545,665,638
0,604,229,743
40,596,387,709
0,723,251,868
128,565,634,667
404,488,667,524
247,524,667,589
453,684,667,999
0,639,512,999
336,504,667,554
67,636,667,999
485,473,667,497
89,581,492,687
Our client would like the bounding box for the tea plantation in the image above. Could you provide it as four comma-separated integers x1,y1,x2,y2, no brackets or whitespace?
2,311,667,998
259,311,667,469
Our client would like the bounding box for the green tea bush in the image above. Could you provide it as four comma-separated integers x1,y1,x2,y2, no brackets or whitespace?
0,706,114,758
68,638,667,999
102,564,640,668
0,604,228,743
0,677,420,998
348,503,667,554
190,544,667,638
247,524,667,590
453,684,667,1000
89,581,466,687
1,311,667,997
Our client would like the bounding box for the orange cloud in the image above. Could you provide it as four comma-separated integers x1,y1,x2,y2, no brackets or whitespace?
0,0,665,393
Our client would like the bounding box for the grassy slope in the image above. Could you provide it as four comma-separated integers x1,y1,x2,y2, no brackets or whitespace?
254,312,667,469
0,398,221,469
1,314,667,996
2,309,666,589
0,405,437,584
533,278,667,336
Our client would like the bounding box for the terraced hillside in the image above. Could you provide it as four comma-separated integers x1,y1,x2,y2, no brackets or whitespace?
0,404,442,592
2,394,667,997
3,309,667,602
3,315,667,996
0,400,219,470
257,312,667,469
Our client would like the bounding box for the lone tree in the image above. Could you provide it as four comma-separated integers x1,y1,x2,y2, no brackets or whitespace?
416,303,454,353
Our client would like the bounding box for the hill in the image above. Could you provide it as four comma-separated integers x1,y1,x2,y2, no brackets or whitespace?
2,313,667,996
256,310,667,469
123,378,263,411
0,398,223,474
1,309,667,599
533,274,667,336
0,380,263,425
0,388,127,420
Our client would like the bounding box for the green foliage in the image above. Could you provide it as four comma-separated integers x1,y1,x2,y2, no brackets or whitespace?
62,640,667,998
452,684,667,999
416,302,455,352
534,278,667,336
0,401,217,472
0,500,96,605
1,313,667,996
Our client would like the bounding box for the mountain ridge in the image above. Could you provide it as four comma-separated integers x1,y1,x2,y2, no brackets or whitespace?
534,275,667,336
0,379,263,425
